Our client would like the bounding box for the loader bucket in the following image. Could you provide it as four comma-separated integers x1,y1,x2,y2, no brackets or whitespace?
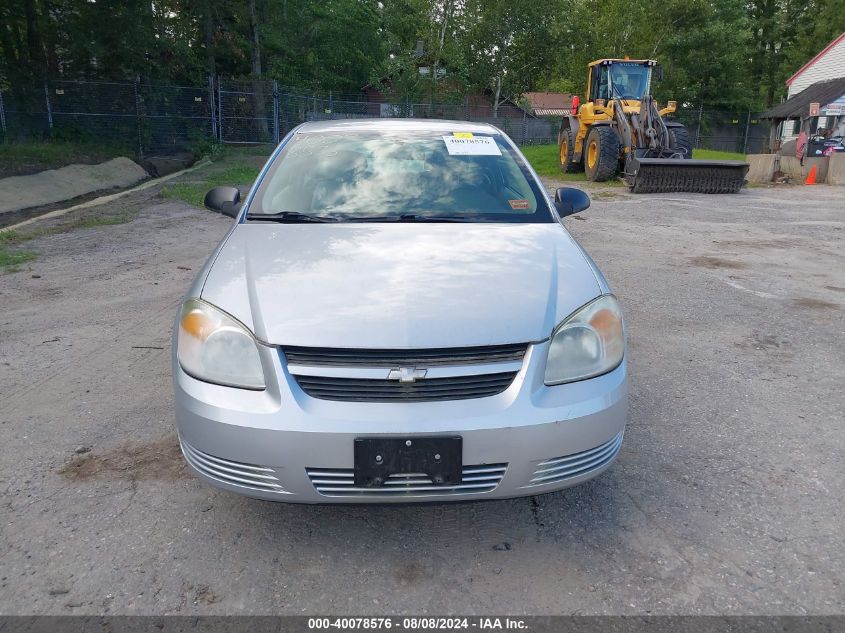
627,158,749,194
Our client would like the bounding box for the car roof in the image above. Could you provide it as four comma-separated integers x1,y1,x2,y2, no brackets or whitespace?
295,118,503,135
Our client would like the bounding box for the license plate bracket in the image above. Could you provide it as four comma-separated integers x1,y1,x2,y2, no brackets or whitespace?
354,436,462,488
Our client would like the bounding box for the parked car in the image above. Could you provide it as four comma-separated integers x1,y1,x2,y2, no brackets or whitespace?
807,134,845,157
173,119,627,503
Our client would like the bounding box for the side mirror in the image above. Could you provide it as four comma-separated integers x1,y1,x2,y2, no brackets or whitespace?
204,186,241,219
554,187,590,218
655,64,664,81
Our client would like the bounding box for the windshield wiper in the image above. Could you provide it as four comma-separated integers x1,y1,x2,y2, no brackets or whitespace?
343,214,471,223
249,212,473,223
246,211,338,223
341,215,402,222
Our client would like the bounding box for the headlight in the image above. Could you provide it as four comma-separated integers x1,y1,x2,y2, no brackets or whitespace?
177,298,266,390
544,295,624,385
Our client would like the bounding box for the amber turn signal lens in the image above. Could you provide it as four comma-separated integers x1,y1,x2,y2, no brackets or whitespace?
181,310,214,341
590,308,623,340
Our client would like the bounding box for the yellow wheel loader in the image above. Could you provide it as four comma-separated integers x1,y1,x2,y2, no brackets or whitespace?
558,59,749,193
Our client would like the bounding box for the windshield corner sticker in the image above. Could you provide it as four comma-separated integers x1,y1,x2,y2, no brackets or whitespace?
508,199,530,210
453,132,474,138
443,135,502,156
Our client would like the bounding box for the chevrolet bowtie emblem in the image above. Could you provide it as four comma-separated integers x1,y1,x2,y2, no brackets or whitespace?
387,367,428,383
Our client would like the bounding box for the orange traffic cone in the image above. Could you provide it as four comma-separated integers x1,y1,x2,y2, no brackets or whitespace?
805,164,817,185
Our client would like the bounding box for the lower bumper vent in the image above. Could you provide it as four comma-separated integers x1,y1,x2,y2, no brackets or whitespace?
306,463,507,497
527,432,623,486
181,440,287,494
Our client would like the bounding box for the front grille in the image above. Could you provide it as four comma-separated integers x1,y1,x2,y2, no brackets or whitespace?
180,441,287,494
306,463,507,497
283,344,527,367
294,371,517,402
526,432,623,486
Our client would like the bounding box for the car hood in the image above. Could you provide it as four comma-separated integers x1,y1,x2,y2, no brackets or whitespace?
201,223,601,348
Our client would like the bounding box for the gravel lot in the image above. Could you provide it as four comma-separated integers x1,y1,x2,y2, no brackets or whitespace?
1,175,843,615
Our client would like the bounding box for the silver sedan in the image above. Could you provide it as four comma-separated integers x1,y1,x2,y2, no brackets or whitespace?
172,119,627,503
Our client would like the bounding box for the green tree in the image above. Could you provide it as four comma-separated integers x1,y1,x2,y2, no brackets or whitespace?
0,0,841,112
370,0,469,103
540,0,753,109
747,0,817,106
783,0,845,85
462,0,560,114
657,0,754,109
260,0,385,94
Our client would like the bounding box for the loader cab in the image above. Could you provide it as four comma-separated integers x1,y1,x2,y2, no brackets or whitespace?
587,59,655,102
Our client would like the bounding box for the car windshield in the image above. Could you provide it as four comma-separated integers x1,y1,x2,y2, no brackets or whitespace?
249,129,554,223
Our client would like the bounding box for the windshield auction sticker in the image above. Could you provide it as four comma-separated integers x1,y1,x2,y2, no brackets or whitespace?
443,135,502,156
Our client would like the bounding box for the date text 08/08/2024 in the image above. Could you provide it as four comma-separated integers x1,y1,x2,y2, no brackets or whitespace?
307,617,529,630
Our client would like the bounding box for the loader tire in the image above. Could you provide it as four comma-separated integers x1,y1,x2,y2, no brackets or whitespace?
584,126,620,181
558,127,582,172
668,125,693,159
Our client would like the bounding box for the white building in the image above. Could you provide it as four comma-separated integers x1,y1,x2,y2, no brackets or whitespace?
769,32,845,143
786,32,845,97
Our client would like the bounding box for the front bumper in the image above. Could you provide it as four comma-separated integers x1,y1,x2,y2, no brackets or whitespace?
173,341,628,503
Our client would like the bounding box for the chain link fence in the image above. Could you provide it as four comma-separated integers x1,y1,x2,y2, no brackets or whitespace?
0,79,216,155
0,77,770,156
219,79,277,145
671,107,770,154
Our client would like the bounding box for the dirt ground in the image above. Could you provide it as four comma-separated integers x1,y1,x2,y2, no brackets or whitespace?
0,172,843,615
0,157,148,216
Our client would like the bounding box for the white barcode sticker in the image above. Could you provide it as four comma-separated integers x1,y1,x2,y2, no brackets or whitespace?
442,135,502,156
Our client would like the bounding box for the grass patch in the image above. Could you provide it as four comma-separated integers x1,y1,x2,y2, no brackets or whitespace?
160,161,261,208
0,212,132,249
0,227,52,246
521,144,566,178
0,140,131,178
590,190,623,200
0,245,36,272
0,230,25,245
232,144,274,157
0,210,132,271
692,148,746,161
520,144,593,182
70,213,132,229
